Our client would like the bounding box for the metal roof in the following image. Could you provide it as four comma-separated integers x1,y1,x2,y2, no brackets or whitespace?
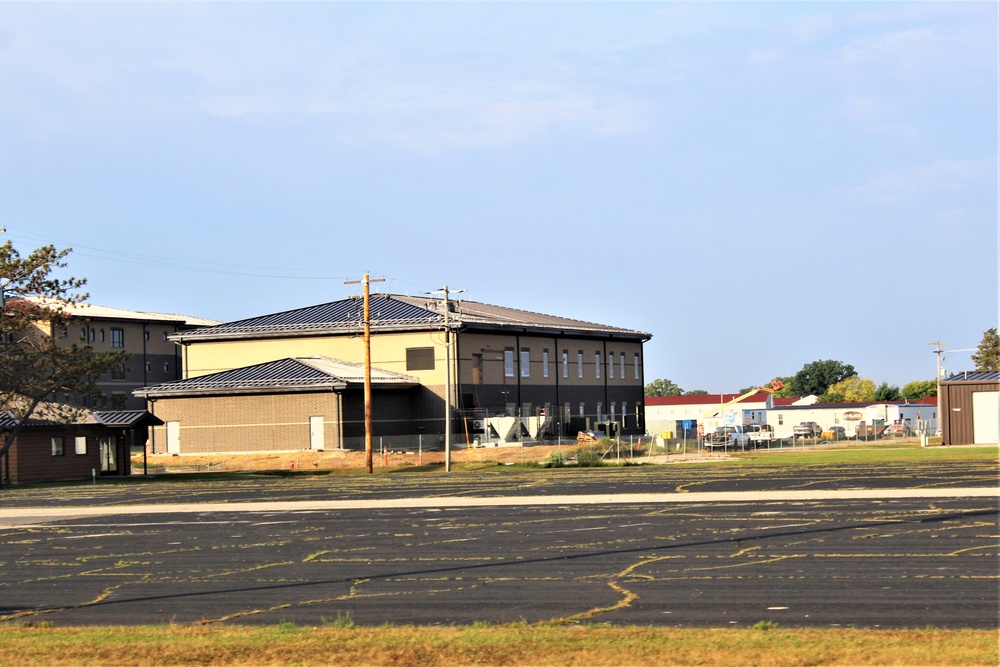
943,371,1000,383
19,296,219,327
171,294,650,343
134,356,419,398
1,408,161,429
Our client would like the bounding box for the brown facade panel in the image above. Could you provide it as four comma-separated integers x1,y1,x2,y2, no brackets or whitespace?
940,379,1000,446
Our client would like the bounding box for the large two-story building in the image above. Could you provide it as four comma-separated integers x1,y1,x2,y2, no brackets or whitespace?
136,294,651,454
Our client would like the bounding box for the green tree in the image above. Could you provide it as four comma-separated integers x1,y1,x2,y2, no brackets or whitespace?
0,242,127,473
644,378,682,397
971,328,1000,371
873,382,902,401
820,375,875,403
789,360,855,397
901,380,937,400
684,389,709,395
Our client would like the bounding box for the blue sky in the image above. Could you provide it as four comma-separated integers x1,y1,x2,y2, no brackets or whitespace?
1,2,996,393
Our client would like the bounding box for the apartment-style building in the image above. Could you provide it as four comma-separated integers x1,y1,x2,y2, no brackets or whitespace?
136,294,651,454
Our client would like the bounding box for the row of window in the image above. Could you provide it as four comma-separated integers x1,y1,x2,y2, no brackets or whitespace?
504,348,640,381
69,327,173,347
51,436,88,456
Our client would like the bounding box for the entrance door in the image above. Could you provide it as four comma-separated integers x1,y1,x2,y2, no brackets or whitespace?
972,391,999,444
310,416,325,451
99,436,117,473
166,421,181,454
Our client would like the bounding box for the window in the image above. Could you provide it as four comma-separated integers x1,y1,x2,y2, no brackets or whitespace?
111,393,127,410
111,363,126,380
99,329,105,343
110,328,124,348
577,351,584,378
504,348,515,378
80,327,87,340
579,402,585,418
405,347,435,371
88,329,95,343
520,348,530,378
163,331,169,341
472,353,482,384
144,362,151,372
596,402,603,421
74,436,87,456
620,353,626,380
51,437,64,456
778,414,784,425
562,350,569,378
542,349,550,379
622,402,627,424
608,352,615,379
633,353,640,380
595,352,601,379
144,330,150,341
610,402,616,420
163,362,170,373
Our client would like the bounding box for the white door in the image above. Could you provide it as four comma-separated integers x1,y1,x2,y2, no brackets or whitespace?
972,391,1000,444
166,421,181,454
310,416,325,451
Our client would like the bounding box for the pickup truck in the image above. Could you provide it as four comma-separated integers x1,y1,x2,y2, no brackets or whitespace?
745,424,774,446
793,421,822,438
705,425,753,451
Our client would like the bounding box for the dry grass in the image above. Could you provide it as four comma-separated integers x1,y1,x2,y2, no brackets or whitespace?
1,624,996,666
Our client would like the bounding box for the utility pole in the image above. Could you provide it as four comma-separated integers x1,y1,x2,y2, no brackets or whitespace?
429,285,463,472
346,273,384,474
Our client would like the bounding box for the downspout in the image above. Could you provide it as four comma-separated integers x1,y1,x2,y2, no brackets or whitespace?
515,334,522,414
603,340,609,422
553,335,561,435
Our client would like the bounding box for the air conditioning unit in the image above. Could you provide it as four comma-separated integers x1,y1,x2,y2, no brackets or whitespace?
471,420,485,431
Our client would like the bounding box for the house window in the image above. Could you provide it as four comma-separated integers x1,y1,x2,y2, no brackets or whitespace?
634,353,640,380
596,402,603,420
145,362,151,372
778,414,784,425
88,329,95,343
595,352,601,379
144,330,150,341
620,353,626,380
610,402,616,421
504,348,515,378
577,351,584,378
579,402,585,418
622,401,627,424
74,436,87,455
51,437,64,456
562,350,568,378
163,362,170,373
111,363,126,380
520,348,530,378
608,352,615,379
80,327,87,340
110,328,124,348
542,349,550,379
99,329,105,343
472,353,482,385
405,347,435,371
163,331,169,341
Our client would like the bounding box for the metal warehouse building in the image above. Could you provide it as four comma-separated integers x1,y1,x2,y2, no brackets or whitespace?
939,371,1000,446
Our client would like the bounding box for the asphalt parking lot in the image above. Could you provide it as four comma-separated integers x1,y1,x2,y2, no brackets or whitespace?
0,463,996,629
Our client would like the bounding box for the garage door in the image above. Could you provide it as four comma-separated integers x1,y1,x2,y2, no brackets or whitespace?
972,391,1000,444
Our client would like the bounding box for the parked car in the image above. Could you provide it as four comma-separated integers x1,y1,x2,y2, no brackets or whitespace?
705,425,753,451
823,426,847,441
793,421,822,438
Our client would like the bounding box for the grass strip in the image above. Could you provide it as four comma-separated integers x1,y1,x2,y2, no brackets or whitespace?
0,624,996,666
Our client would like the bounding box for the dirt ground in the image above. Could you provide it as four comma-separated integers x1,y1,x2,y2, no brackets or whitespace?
134,441,671,473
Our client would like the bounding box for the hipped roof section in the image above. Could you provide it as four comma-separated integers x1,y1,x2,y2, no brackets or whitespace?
134,356,419,399
169,294,651,343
